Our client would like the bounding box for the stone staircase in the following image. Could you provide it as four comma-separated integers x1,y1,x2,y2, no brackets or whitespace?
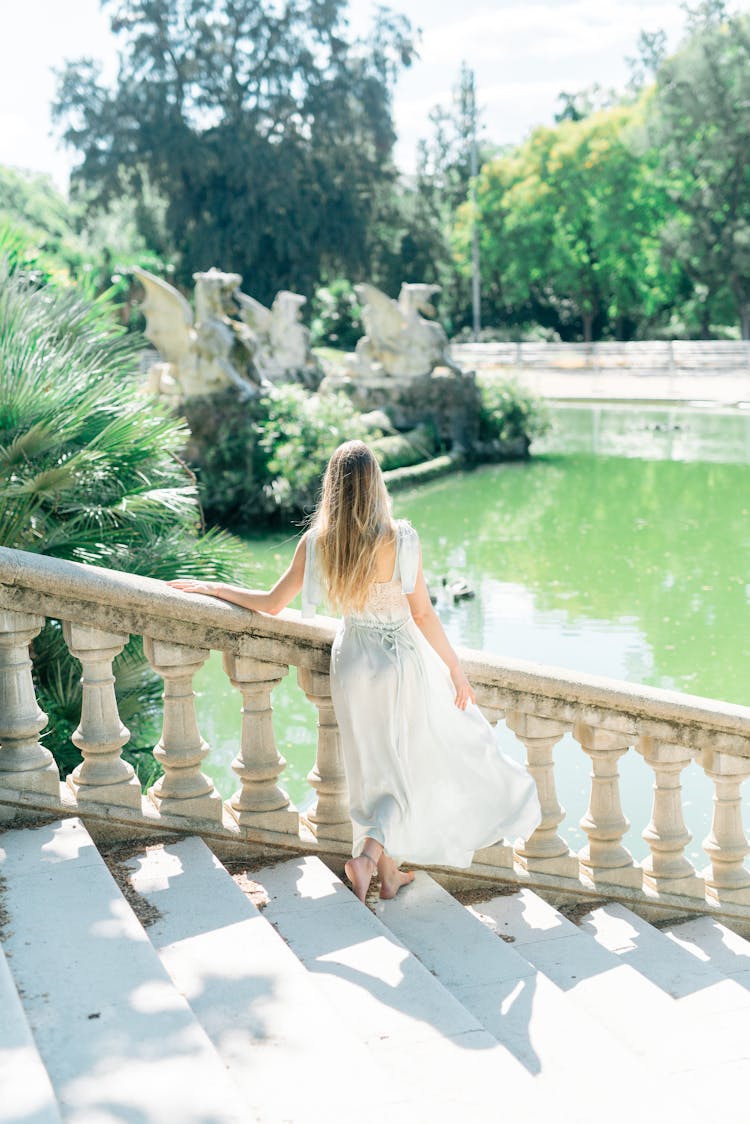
2,819,750,1124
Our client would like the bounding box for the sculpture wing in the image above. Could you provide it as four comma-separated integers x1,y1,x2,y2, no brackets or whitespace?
398,282,441,318
132,267,193,362
271,291,307,325
356,283,404,347
235,290,273,335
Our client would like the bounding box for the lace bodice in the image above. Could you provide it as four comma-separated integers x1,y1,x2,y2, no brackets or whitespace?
349,577,411,625
301,521,420,624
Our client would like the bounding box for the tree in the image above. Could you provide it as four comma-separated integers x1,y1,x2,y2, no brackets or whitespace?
554,84,620,124
647,1,750,337
626,30,668,94
53,0,416,303
0,163,167,320
454,100,672,340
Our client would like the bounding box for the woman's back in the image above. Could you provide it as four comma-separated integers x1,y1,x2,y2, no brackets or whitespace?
302,520,420,625
371,534,397,584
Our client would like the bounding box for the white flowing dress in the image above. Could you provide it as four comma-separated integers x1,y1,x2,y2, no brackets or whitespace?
302,521,542,868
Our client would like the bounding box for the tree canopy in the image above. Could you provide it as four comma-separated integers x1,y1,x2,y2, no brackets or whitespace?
49,0,750,340
647,0,750,336
451,2,750,340
455,100,673,341
54,0,416,301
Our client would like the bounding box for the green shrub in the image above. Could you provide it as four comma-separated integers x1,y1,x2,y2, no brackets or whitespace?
182,390,271,527
0,167,168,323
477,378,550,447
184,384,383,524
258,385,382,517
0,261,246,781
309,279,363,350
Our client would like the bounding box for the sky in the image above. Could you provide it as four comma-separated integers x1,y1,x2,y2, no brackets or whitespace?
1,0,747,191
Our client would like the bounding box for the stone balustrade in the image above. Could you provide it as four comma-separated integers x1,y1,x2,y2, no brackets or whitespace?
452,339,750,373
1,545,749,930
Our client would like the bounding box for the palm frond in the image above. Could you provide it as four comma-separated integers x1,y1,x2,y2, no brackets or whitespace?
1,264,248,777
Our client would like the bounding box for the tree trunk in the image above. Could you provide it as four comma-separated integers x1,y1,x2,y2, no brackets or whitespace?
740,302,749,341
582,312,593,343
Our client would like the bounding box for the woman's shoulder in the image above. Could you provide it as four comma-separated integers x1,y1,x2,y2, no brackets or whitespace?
296,527,316,569
394,518,419,544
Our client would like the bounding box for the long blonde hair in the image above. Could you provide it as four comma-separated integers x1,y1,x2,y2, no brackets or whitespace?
311,441,395,613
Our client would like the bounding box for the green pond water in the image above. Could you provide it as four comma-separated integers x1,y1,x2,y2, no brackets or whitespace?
195,403,750,867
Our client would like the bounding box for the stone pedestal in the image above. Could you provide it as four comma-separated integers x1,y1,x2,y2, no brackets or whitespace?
322,369,482,450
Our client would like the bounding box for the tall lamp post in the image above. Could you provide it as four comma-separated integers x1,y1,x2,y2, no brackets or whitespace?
463,65,481,341
470,126,481,341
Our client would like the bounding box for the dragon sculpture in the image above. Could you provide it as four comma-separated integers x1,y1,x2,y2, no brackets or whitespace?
134,267,320,399
353,283,462,379
235,289,320,389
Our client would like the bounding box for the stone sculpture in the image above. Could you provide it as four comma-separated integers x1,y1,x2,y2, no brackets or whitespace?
134,267,320,399
235,289,321,389
352,282,462,379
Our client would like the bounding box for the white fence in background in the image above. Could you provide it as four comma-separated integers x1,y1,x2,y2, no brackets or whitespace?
452,340,750,373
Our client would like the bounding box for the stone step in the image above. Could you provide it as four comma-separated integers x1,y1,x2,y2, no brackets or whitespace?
374,873,653,1122
253,855,558,1123
0,944,62,1124
578,901,750,1100
0,818,248,1124
251,854,557,1119
465,887,750,1078
124,836,408,1124
581,901,750,1012
662,915,750,990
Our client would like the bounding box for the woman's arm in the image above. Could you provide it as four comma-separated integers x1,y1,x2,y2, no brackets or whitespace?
406,553,476,710
168,535,307,616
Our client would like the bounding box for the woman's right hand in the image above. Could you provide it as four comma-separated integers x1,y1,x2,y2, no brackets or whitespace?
450,664,476,710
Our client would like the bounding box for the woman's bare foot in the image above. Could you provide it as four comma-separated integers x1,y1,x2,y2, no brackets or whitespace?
344,850,379,903
377,854,415,900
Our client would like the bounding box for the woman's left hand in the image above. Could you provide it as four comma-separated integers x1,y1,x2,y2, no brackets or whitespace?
450,665,476,710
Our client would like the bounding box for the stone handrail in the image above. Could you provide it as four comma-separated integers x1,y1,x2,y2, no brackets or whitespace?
1,545,749,930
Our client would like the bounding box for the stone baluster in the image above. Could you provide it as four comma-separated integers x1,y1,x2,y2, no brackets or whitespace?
62,622,141,808
222,653,298,833
0,610,59,796
505,709,578,876
700,748,750,905
638,736,703,897
143,638,222,822
297,665,352,846
574,721,641,888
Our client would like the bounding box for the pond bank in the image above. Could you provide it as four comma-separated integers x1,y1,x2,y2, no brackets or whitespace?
382,437,531,491
382,451,462,490
453,360,750,406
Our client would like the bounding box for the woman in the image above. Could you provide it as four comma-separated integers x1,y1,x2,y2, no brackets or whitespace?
170,440,541,903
